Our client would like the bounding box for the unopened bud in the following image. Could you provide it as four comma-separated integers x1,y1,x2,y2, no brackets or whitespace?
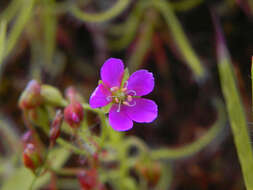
77,169,97,190
19,80,42,110
65,87,77,102
50,110,63,145
23,143,42,172
65,86,83,103
21,130,33,146
40,85,66,107
64,101,84,128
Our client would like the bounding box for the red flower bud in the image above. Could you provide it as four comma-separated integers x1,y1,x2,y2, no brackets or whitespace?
65,87,77,102
64,101,84,128
23,143,42,172
19,80,42,110
21,130,33,146
77,169,98,190
50,110,63,145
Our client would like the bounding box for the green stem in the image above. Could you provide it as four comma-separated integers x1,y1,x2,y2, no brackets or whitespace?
82,103,102,114
57,138,87,156
151,100,225,160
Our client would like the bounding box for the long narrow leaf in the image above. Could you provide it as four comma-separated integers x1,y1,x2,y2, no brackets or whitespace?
0,20,7,66
70,0,131,23
213,12,253,190
153,0,205,79
6,0,34,56
151,100,226,160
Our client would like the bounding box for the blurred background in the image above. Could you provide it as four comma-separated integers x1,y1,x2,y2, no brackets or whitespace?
0,0,253,189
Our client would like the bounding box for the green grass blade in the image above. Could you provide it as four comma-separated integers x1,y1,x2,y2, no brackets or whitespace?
213,13,253,190
153,0,205,79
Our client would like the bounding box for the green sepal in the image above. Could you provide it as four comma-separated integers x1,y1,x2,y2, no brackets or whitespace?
121,68,130,88
40,85,66,107
101,102,113,114
98,80,103,85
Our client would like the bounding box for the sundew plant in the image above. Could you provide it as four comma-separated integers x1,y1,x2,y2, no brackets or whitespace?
0,0,253,190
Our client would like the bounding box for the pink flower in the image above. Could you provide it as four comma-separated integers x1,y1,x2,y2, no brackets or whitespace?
89,58,158,131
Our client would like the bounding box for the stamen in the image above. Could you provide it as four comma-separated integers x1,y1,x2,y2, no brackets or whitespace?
106,96,116,101
117,101,122,112
127,95,133,102
121,88,127,92
124,81,128,88
106,97,111,101
115,97,119,103
110,87,119,92
123,101,130,106
123,100,136,107
128,101,136,107
127,90,136,96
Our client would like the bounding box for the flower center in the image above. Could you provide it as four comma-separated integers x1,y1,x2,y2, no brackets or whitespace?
106,86,136,112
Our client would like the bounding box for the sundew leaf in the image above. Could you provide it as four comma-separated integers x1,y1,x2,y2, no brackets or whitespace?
0,0,21,23
121,68,130,89
108,1,145,51
150,99,226,160
70,0,131,23
153,0,205,79
171,0,203,12
128,16,154,72
212,12,253,190
1,147,70,190
156,163,172,190
251,57,253,108
42,0,57,66
0,115,20,154
101,102,113,114
0,20,7,68
6,0,34,56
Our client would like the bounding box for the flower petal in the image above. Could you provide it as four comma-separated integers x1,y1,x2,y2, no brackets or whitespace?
101,58,124,88
127,70,154,96
89,84,111,108
125,98,158,123
109,104,133,131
